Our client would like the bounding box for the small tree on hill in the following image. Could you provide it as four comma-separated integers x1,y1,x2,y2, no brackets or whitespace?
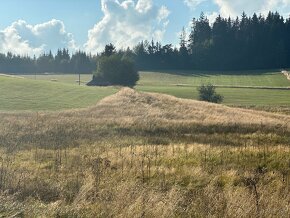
198,84,223,103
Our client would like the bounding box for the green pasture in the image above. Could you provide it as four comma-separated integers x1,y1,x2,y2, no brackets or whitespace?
0,76,117,111
136,86,290,106
136,70,290,106
138,70,290,87
20,73,93,84
1,69,289,111
20,70,289,88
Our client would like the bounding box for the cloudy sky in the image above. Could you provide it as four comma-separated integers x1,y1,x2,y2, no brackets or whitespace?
0,0,290,56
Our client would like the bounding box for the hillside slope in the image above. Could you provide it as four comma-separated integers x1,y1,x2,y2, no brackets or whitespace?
1,88,288,161
89,88,290,126
1,88,289,149
0,89,289,217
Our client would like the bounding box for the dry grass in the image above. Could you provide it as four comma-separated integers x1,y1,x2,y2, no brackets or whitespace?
93,88,290,124
0,88,289,217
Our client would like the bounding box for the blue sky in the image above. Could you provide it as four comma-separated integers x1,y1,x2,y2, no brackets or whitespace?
0,0,102,45
0,0,289,55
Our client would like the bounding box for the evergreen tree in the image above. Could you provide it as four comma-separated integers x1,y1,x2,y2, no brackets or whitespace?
102,43,116,57
179,27,189,69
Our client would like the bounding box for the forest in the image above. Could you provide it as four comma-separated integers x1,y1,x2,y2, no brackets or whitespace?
0,49,96,74
1,11,290,73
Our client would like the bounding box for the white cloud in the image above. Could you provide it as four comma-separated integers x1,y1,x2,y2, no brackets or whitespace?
85,0,170,53
136,0,152,13
158,6,171,22
0,19,76,56
205,11,219,24
214,0,290,17
183,0,206,10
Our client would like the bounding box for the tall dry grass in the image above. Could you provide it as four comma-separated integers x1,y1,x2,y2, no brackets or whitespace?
0,88,289,217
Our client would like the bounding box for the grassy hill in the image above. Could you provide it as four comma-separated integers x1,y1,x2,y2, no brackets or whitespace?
0,76,117,111
0,89,289,217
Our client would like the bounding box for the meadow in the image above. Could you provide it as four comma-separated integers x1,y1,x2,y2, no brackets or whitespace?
21,70,290,87
0,76,117,111
138,70,290,87
0,89,289,217
137,70,290,107
0,70,289,216
5,69,288,111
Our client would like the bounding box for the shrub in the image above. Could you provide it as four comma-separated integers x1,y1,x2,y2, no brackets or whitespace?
92,55,139,87
198,84,223,103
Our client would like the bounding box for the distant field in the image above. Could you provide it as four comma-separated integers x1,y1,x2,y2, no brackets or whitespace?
20,73,93,84
136,70,290,106
137,86,290,106
138,70,290,87
20,70,290,87
0,76,117,111
2,70,290,110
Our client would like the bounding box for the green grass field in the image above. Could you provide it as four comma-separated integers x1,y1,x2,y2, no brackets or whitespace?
136,70,290,106
137,85,290,106
0,76,117,111
20,70,290,87
138,70,290,87
1,70,290,111
21,73,93,84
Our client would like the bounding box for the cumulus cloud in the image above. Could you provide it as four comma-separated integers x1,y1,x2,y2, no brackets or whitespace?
0,19,76,56
85,0,170,53
214,0,290,17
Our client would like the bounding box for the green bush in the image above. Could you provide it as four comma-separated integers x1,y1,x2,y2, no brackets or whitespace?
198,84,223,103
93,55,139,87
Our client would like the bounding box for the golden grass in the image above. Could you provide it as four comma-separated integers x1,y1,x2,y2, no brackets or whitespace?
93,88,290,125
0,88,289,217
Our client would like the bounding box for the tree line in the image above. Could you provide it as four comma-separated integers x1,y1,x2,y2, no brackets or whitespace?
1,11,290,74
0,49,96,74
130,11,290,71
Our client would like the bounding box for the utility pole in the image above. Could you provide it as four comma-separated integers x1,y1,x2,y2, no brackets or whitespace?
79,73,80,86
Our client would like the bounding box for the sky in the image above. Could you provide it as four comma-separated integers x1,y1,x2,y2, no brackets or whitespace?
0,0,290,56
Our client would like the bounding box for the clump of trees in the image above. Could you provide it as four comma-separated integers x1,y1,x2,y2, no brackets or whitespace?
198,84,223,103
88,44,139,87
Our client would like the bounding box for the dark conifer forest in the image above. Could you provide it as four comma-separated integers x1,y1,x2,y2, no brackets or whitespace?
0,49,96,74
1,11,290,74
